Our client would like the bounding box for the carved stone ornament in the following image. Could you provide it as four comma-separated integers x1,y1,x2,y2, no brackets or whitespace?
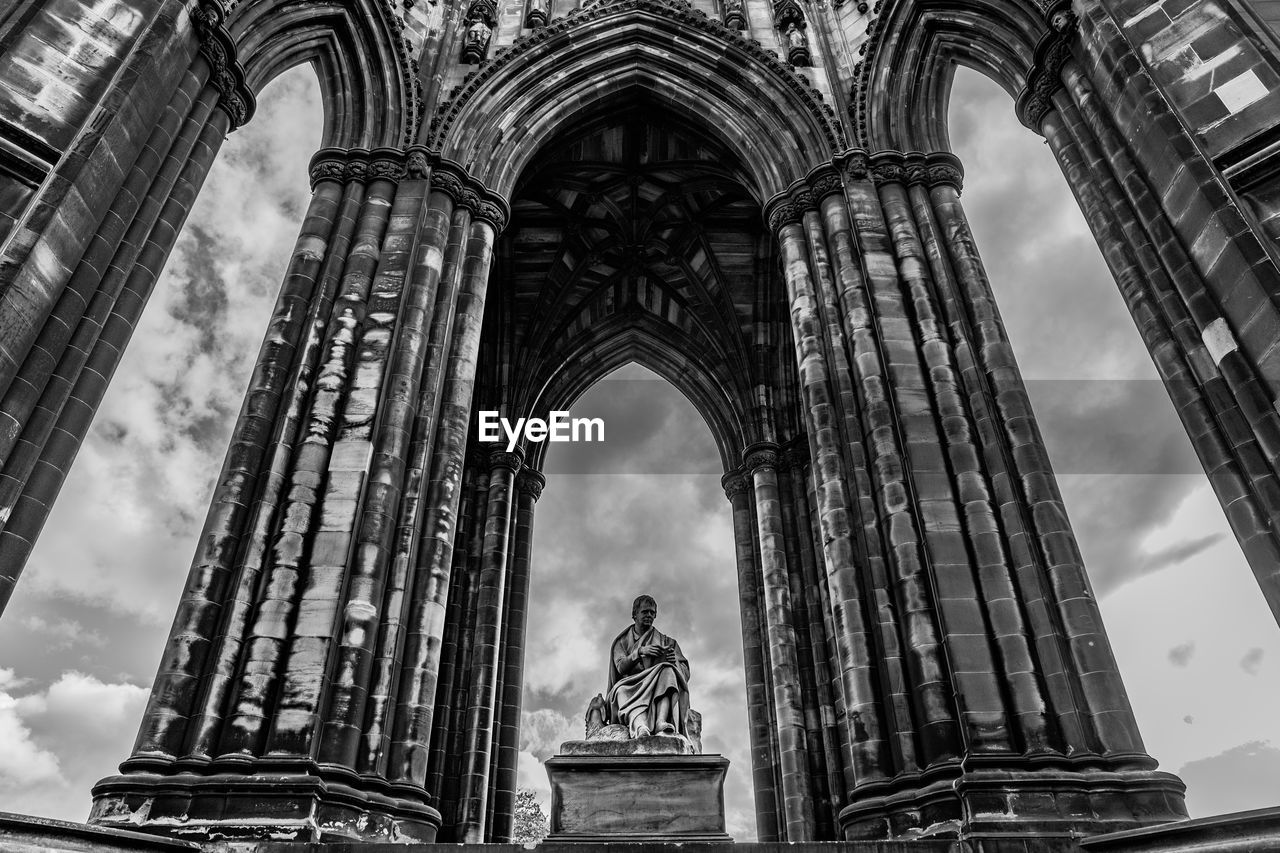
190,1,256,130
808,168,843,201
721,471,750,499
766,201,800,233
840,149,871,182
369,157,407,181
790,187,815,212
517,468,546,499
869,152,905,185
1015,11,1077,131
743,443,780,473
462,16,494,63
490,449,524,471
428,0,847,152
406,150,431,179
309,156,348,186
928,162,963,191
723,0,747,30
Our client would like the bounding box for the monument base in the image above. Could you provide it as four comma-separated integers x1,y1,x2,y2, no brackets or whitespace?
545,753,731,842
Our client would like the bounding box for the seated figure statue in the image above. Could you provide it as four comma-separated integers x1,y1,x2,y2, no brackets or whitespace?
607,594,689,738
563,594,702,755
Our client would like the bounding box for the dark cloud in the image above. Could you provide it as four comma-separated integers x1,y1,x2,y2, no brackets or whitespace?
1241,648,1265,675
1179,741,1280,817
1168,643,1195,668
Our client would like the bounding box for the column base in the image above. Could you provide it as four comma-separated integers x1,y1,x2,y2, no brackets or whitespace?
545,753,731,842
89,759,441,843
839,764,1187,841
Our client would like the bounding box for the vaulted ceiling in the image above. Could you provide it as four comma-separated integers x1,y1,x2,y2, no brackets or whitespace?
478,99,796,460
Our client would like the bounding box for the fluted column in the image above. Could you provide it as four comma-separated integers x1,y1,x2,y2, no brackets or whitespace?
722,470,780,842
92,152,510,843
457,448,522,842
490,467,545,841
768,206,895,796
744,441,815,840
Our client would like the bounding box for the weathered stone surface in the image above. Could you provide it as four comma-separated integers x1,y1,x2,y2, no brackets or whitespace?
545,755,733,842
2,0,1278,845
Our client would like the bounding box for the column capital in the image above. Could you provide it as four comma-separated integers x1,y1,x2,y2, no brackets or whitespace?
488,448,524,472
516,468,546,500
191,1,255,130
721,470,751,499
806,165,844,202
1014,10,1078,132
743,441,781,473
764,198,802,234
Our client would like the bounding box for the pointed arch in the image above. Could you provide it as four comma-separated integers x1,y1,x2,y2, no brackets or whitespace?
228,0,422,148
430,0,846,200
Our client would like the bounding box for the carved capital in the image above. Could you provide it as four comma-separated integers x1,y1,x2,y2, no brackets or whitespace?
791,188,816,212
517,468,546,500
743,442,780,473
309,153,347,188
926,152,964,192
346,159,371,183
473,197,510,232
869,151,906,186
808,167,843,201
368,156,406,182
765,201,801,233
489,449,524,472
191,1,255,130
431,169,467,203
721,471,750,500
1015,14,1078,132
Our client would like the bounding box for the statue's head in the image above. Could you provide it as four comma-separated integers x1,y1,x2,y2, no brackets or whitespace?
631,594,657,630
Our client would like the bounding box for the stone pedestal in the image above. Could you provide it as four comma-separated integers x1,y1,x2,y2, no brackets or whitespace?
545,754,731,842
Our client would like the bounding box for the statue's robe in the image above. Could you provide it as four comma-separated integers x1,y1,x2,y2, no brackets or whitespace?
606,625,691,738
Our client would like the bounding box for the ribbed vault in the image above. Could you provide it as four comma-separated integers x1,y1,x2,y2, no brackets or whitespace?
478,100,791,469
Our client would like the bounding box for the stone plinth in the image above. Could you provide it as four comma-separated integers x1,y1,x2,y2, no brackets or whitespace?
545,754,731,842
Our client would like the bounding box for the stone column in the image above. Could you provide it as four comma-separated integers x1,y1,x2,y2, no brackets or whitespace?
721,470,780,842
743,441,815,840
457,448,522,842
490,467,545,841
91,154,509,844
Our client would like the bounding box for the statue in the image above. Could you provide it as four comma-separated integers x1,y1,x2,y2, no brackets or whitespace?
560,594,701,755
461,17,492,63
722,0,746,30
606,594,690,738
785,23,811,66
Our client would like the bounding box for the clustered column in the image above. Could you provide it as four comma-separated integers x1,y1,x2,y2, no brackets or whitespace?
421,446,546,843
1019,9,1280,627
89,146,513,844
0,2,253,612
747,151,1186,839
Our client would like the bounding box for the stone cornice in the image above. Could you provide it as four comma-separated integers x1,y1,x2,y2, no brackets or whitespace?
308,147,510,231
191,1,256,130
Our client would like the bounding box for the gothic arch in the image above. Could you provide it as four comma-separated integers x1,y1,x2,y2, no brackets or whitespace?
227,0,422,147
430,0,846,200
853,0,1047,150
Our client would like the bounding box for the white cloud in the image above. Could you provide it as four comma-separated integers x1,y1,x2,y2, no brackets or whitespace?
0,671,148,821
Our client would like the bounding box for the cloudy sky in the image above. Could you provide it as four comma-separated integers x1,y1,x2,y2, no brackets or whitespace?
0,62,1277,838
